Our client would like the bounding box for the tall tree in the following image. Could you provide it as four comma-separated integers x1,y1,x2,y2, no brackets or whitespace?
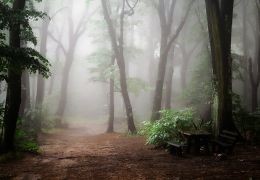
2,0,26,152
0,0,50,152
205,0,237,132
107,55,115,133
101,0,136,133
164,47,175,109
35,1,50,111
19,71,30,117
242,0,250,109
248,0,260,112
54,3,89,122
151,0,193,121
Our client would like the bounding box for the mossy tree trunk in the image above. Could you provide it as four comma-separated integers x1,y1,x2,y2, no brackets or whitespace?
205,0,237,132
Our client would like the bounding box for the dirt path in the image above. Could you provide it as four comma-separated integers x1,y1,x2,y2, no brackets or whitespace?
0,127,260,180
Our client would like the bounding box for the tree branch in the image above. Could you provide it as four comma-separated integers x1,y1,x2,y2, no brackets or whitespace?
249,58,256,86
164,0,194,55
47,31,67,56
167,0,176,30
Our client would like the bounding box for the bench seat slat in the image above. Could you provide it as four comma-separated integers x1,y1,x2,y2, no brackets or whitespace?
219,134,237,141
212,140,233,147
222,130,238,136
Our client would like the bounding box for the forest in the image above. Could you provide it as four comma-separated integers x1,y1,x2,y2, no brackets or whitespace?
0,0,259,179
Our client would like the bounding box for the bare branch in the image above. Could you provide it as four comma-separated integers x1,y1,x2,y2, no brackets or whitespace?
167,0,176,30
74,7,99,38
125,0,139,15
164,0,194,54
50,7,69,19
47,31,67,56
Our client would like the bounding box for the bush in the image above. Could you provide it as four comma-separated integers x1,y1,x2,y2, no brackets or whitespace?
8,111,42,154
15,128,40,153
140,108,201,147
232,94,260,144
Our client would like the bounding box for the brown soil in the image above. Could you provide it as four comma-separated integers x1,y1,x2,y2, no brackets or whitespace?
0,127,259,180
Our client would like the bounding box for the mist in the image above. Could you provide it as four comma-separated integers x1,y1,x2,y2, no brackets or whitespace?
11,0,257,134
0,0,260,178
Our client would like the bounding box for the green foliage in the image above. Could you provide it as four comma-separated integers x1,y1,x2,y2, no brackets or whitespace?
0,2,47,45
88,49,148,95
232,53,245,81
88,49,115,82
15,128,39,153
140,108,201,147
0,47,51,80
0,1,50,81
232,94,260,143
127,77,148,96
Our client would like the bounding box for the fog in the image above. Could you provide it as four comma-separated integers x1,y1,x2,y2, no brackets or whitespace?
13,0,258,133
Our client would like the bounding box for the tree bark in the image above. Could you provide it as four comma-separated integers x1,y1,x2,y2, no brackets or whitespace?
249,57,260,112
242,0,249,109
56,48,75,120
19,71,30,117
248,2,260,112
107,56,115,133
101,0,136,133
2,0,26,152
48,46,60,95
205,0,237,132
164,47,175,109
35,3,50,111
151,0,193,121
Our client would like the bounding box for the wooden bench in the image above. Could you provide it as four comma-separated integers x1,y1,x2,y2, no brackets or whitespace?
212,130,238,154
167,141,187,156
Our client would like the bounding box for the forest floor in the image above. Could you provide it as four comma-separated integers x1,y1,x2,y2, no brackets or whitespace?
0,123,260,180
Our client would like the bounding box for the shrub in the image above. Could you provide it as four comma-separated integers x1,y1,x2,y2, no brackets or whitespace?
15,128,40,153
140,108,200,147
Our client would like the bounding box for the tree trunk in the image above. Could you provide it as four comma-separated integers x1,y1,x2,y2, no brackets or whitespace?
251,84,258,112
151,0,192,121
19,71,30,117
55,1,86,122
107,56,115,133
48,46,60,95
35,4,50,110
2,0,26,152
249,58,260,112
205,0,237,132
249,3,260,112
56,49,74,120
151,33,168,121
180,58,188,90
242,0,249,109
101,0,136,133
164,48,175,109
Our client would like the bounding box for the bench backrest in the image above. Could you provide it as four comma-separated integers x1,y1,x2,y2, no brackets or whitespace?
219,130,238,145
